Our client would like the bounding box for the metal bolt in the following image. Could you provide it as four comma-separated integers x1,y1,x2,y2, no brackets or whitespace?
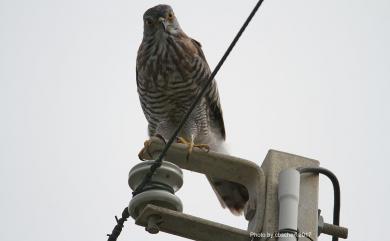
145,215,162,234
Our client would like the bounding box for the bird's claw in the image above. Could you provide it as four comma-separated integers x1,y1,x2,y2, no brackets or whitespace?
176,137,210,160
138,134,166,160
191,144,210,153
138,139,153,161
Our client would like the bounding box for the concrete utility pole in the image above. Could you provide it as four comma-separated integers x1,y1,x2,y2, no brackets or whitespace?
128,137,348,241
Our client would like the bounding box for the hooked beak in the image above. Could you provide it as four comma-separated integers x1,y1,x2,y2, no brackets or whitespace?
158,17,168,31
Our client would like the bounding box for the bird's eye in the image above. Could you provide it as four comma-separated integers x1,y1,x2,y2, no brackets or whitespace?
168,13,174,20
145,19,152,25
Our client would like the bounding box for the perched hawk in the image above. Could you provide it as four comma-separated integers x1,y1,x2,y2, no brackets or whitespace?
136,4,248,215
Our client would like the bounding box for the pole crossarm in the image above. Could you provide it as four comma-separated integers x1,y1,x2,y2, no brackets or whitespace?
136,204,252,241
139,136,266,232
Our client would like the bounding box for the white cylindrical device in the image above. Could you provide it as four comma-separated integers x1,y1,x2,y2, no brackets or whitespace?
278,168,300,241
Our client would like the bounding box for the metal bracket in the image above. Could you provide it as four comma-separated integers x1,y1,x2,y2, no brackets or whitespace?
138,136,266,233
136,204,252,241
136,137,323,241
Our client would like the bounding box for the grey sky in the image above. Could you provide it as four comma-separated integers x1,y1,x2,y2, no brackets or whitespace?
1,0,389,240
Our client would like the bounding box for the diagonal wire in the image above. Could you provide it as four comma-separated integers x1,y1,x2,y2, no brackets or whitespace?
107,207,129,241
132,0,266,196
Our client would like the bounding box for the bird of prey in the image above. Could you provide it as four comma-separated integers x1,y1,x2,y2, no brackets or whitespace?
136,4,248,215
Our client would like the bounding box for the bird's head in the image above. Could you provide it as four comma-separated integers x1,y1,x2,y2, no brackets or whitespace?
142,4,182,37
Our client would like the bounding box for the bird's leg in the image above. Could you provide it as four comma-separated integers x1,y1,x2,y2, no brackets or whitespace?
176,135,210,160
176,136,194,160
138,134,166,160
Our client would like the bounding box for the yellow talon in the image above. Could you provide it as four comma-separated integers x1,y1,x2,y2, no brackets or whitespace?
138,134,166,160
176,136,210,160
138,139,153,160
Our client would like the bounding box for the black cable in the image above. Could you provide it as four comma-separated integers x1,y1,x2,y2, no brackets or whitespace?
106,207,130,241
132,0,266,196
297,167,341,241
133,181,175,195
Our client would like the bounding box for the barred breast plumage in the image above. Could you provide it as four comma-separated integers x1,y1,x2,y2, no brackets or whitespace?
136,4,248,215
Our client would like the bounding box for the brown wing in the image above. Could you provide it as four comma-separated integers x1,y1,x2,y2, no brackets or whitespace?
191,38,226,140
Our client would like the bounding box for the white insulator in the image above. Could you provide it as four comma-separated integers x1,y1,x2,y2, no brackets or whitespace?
128,160,184,219
278,168,300,241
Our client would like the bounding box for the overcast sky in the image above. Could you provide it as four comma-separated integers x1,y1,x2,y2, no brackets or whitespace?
1,0,389,240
